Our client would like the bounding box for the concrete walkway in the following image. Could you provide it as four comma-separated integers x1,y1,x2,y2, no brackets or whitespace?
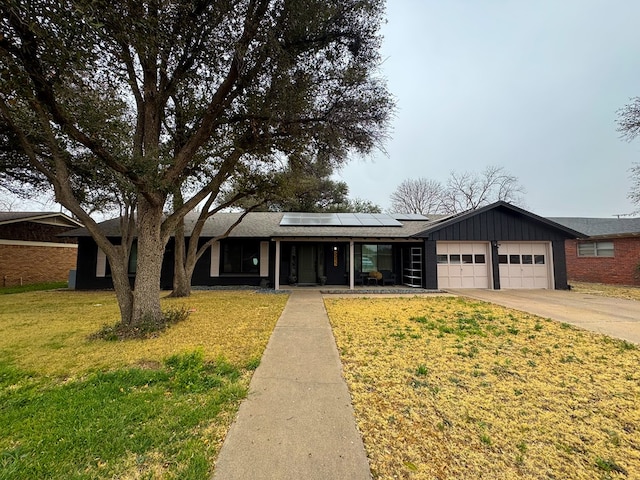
449,289,640,344
212,290,371,480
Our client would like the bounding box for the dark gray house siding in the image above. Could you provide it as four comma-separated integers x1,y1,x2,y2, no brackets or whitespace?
69,203,581,291
414,202,583,290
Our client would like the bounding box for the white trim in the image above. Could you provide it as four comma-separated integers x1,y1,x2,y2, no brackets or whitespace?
271,237,421,243
547,241,555,289
0,213,82,228
96,248,107,278
0,239,78,248
210,242,220,277
260,241,269,277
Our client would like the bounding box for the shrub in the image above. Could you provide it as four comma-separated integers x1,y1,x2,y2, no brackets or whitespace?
90,306,191,341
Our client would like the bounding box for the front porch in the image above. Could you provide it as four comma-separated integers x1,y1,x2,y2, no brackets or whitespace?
273,238,425,291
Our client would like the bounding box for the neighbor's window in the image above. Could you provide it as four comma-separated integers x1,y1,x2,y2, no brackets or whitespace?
577,241,614,257
221,241,260,274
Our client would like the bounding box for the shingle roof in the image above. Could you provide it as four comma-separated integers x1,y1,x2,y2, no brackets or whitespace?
550,217,640,238
65,211,432,239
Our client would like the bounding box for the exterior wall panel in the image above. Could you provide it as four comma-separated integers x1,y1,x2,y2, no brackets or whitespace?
565,237,640,286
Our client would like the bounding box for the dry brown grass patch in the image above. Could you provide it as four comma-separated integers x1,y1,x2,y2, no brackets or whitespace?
571,282,640,301
326,295,640,480
0,290,288,377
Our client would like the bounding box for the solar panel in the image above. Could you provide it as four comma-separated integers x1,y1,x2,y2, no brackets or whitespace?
280,213,402,227
393,213,429,221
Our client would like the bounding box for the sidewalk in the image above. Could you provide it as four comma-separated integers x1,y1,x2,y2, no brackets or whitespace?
212,290,372,480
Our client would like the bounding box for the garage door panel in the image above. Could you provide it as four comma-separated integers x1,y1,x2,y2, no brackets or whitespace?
437,242,490,289
498,243,550,289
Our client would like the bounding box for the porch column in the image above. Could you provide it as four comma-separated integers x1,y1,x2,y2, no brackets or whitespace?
275,240,281,290
349,240,355,290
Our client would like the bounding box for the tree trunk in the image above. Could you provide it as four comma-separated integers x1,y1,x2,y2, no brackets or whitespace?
110,256,134,324
170,217,192,297
131,197,165,325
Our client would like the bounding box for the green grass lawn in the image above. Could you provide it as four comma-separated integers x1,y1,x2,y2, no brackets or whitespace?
0,281,67,295
0,289,288,480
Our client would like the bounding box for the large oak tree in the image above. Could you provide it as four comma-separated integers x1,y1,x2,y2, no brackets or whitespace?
0,0,392,325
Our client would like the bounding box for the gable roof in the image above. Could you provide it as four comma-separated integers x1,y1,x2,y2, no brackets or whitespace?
413,201,585,239
0,211,83,228
550,217,640,238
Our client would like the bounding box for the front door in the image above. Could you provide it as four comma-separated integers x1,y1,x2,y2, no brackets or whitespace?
298,244,317,284
326,243,347,285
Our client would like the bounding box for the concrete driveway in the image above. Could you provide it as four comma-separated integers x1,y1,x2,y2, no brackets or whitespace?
447,289,640,344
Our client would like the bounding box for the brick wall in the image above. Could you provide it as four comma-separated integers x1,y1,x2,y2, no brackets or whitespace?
0,243,77,287
565,237,640,286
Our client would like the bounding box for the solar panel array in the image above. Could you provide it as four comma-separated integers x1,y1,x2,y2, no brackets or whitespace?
280,212,403,227
392,213,429,221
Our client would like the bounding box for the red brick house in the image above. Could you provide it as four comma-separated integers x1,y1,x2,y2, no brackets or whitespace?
0,212,82,287
551,217,640,286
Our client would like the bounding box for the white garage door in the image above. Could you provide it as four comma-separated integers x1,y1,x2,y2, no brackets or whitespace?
498,243,550,289
437,242,490,288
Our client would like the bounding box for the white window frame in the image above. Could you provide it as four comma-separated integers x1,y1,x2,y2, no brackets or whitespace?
577,241,614,257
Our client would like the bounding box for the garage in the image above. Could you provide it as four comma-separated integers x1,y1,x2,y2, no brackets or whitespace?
437,242,490,288
414,201,583,291
498,242,551,289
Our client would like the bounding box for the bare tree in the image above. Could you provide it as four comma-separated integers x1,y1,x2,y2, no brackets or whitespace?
389,178,444,214
617,98,640,209
389,166,525,215
628,163,640,208
440,165,525,214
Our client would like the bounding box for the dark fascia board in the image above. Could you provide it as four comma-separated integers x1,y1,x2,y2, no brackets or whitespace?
412,201,586,239
0,211,83,228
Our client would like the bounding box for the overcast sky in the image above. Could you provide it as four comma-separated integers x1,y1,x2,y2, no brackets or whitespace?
334,0,640,217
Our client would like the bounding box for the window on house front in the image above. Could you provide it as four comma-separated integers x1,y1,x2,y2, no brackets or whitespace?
355,244,393,271
221,241,260,274
128,242,137,274
577,241,614,257
103,241,138,276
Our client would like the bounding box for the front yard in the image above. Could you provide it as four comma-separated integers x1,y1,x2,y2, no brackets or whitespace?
326,295,640,480
3,286,639,479
0,289,288,479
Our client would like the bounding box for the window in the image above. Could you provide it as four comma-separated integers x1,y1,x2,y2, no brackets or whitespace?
438,254,486,264
103,241,138,276
577,241,614,257
128,242,138,274
522,255,533,265
221,241,260,274
534,255,545,265
509,255,521,264
356,244,393,271
498,255,508,264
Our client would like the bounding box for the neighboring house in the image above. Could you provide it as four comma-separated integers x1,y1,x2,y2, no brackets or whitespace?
550,217,640,286
0,212,82,287
67,202,581,291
